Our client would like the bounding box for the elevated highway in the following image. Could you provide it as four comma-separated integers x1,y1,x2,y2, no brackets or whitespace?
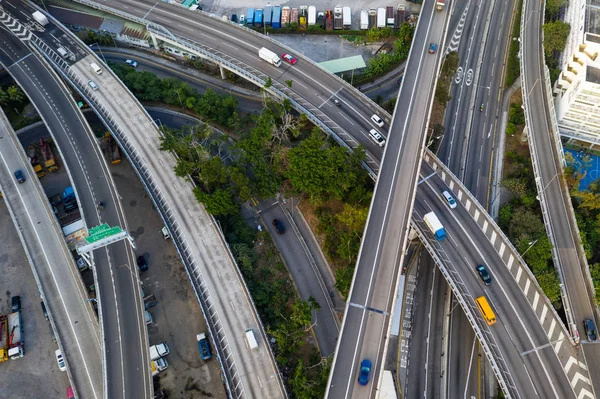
0,107,102,398
520,0,600,394
37,0,597,397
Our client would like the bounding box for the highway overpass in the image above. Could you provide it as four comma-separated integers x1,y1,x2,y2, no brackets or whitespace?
0,107,103,398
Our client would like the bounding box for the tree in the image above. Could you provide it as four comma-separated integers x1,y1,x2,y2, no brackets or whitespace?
508,207,546,243
542,21,570,57
286,79,293,88
0,88,8,105
6,85,24,103
264,77,273,89
194,187,238,216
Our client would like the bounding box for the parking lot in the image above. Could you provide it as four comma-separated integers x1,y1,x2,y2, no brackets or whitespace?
109,158,226,398
0,201,70,399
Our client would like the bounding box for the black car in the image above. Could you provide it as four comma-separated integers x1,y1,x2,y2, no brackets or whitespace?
14,170,25,183
137,255,149,272
41,301,48,320
584,319,597,341
272,218,285,235
476,265,492,286
11,296,21,312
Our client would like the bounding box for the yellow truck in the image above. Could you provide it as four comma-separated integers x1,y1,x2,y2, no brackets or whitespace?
0,315,8,362
40,138,59,172
26,145,46,178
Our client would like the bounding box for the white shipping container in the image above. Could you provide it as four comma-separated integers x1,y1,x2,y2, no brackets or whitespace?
308,6,316,25
342,6,351,29
360,10,368,30
377,7,386,28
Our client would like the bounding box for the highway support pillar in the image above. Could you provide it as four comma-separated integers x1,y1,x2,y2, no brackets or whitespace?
219,65,227,80
149,32,159,49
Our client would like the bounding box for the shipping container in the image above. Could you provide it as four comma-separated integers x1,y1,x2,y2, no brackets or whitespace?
290,8,299,25
281,6,290,26
317,11,325,28
308,6,316,25
377,7,386,28
272,6,281,28
333,6,343,30
386,6,395,26
395,5,405,29
246,8,255,25
325,9,333,30
360,10,368,30
368,9,377,29
255,9,263,27
264,5,272,26
299,5,308,28
342,6,351,29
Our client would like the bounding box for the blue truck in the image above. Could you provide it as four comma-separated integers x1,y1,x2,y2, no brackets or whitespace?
254,9,263,27
197,333,212,360
423,212,446,240
272,6,281,28
246,8,254,25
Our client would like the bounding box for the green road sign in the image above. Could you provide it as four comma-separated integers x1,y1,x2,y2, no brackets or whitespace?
87,224,123,243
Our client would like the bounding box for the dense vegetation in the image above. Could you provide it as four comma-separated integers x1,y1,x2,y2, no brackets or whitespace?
500,102,562,308
435,51,459,105
505,0,522,88
543,0,570,83
0,83,38,130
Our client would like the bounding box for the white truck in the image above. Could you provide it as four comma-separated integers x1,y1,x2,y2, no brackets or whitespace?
32,11,49,26
423,212,446,240
151,358,168,376
436,0,446,11
360,10,368,30
149,342,170,361
258,47,282,67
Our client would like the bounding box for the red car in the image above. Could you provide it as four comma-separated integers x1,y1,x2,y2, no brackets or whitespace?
282,53,297,65
67,386,75,399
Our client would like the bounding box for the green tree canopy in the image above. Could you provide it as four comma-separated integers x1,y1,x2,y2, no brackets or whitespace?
542,21,571,57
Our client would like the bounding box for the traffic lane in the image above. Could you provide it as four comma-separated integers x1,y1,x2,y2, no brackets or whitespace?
259,201,339,356
418,175,574,398
426,264,445,399
404,252,436,399
437,0,488,171
447,301,479,399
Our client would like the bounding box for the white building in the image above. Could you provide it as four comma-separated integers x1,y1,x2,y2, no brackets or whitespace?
554,35,600,147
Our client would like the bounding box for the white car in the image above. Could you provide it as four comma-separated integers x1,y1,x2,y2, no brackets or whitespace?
55,349,66,371
125,59,138,68
369,129,386,147
371,114,384,127
442,190,457,209
88,80,98,91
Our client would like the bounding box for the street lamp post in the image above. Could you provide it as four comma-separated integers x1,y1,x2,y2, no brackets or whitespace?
521,239,539,257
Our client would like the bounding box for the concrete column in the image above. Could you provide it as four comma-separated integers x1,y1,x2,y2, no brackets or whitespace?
219,65,227,80
149,32,159,49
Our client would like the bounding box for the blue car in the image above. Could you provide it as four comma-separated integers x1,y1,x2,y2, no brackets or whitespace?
357,359,372,386
429,43,437,54
14,169,25,183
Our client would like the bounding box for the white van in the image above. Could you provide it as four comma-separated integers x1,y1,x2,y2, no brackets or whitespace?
90,62,103,75
442,190,457,209
57,47,68,58
245,328,258,351
369,129,386,147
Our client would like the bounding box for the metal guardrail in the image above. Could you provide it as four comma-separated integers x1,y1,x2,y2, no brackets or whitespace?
411,215,519,398
27,35,251,399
